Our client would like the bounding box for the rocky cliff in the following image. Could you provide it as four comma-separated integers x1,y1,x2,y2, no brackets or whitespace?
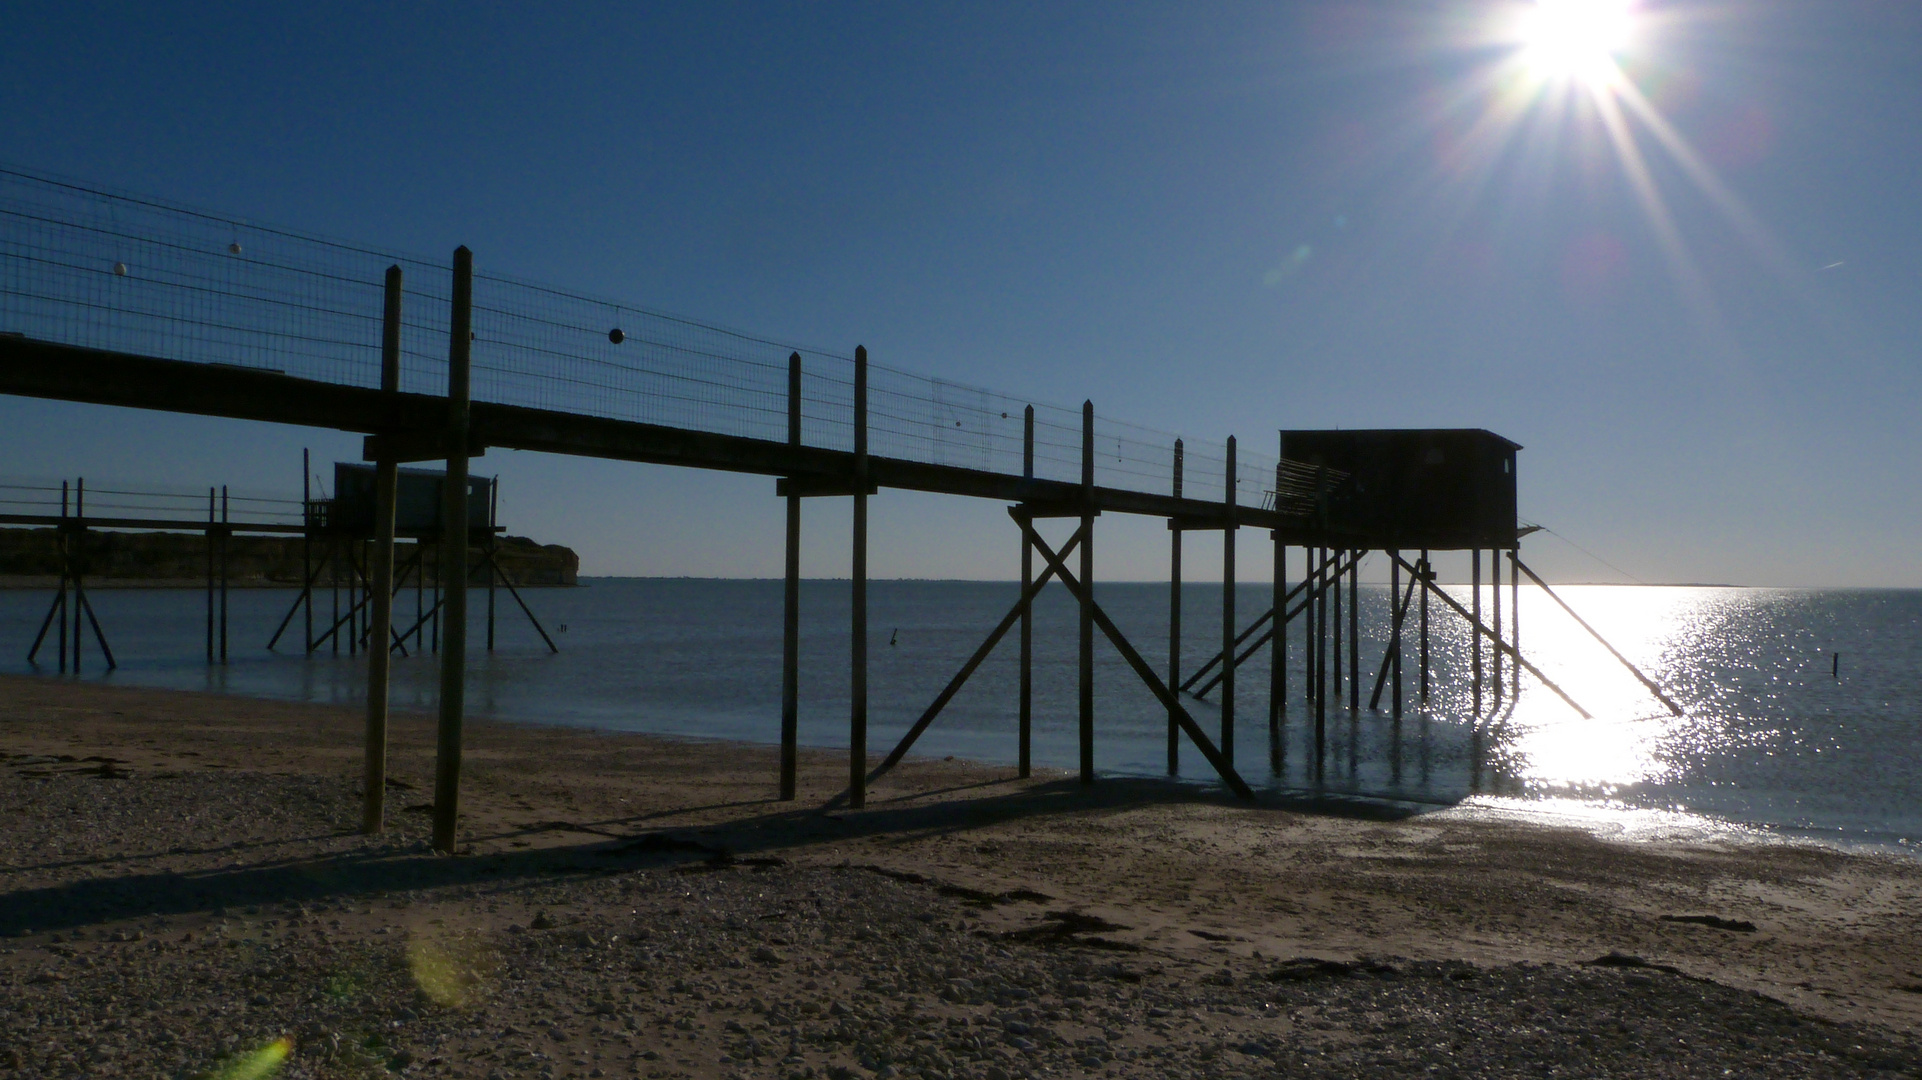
0,528,578,587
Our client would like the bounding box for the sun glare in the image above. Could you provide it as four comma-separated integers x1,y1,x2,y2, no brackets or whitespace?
1521,0,1635,85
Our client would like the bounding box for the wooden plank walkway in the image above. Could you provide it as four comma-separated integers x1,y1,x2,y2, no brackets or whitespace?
0,335,1286,530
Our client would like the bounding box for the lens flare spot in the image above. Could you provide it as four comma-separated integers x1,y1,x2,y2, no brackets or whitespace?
1261,244,1315,286
407,930,497,1009
203,1037,291,1080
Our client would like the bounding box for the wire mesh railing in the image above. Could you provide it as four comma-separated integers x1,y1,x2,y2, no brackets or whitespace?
0,478,304,526
0,165,1283,510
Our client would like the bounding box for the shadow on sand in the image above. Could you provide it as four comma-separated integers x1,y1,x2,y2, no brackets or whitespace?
0,775,1440,936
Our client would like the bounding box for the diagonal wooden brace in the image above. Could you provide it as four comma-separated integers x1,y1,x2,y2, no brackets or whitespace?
1017,509,1255,800
1182,547,1361,694
869,526,1084,782
1368,571,1420,711
1512,558,1683,716
1385,552,1593,721
1189,548,1361,699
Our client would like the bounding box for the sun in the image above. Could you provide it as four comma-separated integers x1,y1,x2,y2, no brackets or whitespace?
1520,0,1636,85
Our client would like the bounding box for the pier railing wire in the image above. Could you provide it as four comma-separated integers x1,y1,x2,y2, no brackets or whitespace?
0,478,304,526
0,165,1278,507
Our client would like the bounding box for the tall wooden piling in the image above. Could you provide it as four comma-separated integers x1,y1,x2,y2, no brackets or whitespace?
780,353,801,801
1167,440,1181,776
1078,400,1095,786
206,488,216,663
1303,545,1314,702
1315,545,1327,783
1389,550,1403,719
1389,548,1403,785
58,482,68,672
1347,550,1359,711
1020,406,1035,779
486,484,498,650
1220,436,1236,767
302,450,312,652
850,346,869,809
363,264,402,835
1332,546,1343,705
432,246,473,855
1510,547,1521,699
72,480,84,672
219,487,229,663
1471,551,1485,791
1491,548,1504,707
1418,548,1430,700
1269,493,1284,775
1471,548,1483,719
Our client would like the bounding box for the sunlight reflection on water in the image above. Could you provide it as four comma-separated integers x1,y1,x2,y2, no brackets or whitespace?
1463,584,1921,851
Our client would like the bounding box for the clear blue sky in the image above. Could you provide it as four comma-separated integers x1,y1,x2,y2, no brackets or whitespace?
2,1,1917,585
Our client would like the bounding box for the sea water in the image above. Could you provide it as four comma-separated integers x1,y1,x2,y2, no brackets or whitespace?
1,580,1916,854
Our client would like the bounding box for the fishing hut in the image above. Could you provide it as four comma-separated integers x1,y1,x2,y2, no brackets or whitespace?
1159,428,1678,789
1260,429,1525,786
265,456,557,659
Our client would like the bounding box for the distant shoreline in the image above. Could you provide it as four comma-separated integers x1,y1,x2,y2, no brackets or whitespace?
569,575,1897,590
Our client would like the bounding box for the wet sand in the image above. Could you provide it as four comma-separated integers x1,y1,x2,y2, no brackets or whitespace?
3,674,1919,1079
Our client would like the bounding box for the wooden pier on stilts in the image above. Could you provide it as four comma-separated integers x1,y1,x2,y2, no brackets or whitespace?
0,167,1681,851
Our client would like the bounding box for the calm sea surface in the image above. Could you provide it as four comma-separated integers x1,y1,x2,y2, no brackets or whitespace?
2,579,1917,854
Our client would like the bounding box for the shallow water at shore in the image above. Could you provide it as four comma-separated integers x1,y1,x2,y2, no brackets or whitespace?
1,578,1916,852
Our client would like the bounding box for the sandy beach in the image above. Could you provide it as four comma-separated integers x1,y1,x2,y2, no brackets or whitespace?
3,674,1920,1079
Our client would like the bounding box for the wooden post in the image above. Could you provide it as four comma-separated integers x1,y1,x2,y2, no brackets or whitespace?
1331,542,1342,704
1389,550,1403,720
219,487,229,663
1303,545,1314,701
206,488,216,663
1167,440,1182,776
1020,405,1035,779
1389,548,1403,786
849,346,869,809
58,481,68,673
1078,400,1095,786
432,246,473,855
72,479,84,673
1221,436,1236,767
486,480,498,650
1269,502,1284,775
1471,548,1483,719
302,450,312,652
364,264,402,835
1471,550,1485,791
1491,548,1503,707
1347,549,1359,711
780,352,801,801
1511,546,1521,699
1315,545,1327,783
1418,548,1430,701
